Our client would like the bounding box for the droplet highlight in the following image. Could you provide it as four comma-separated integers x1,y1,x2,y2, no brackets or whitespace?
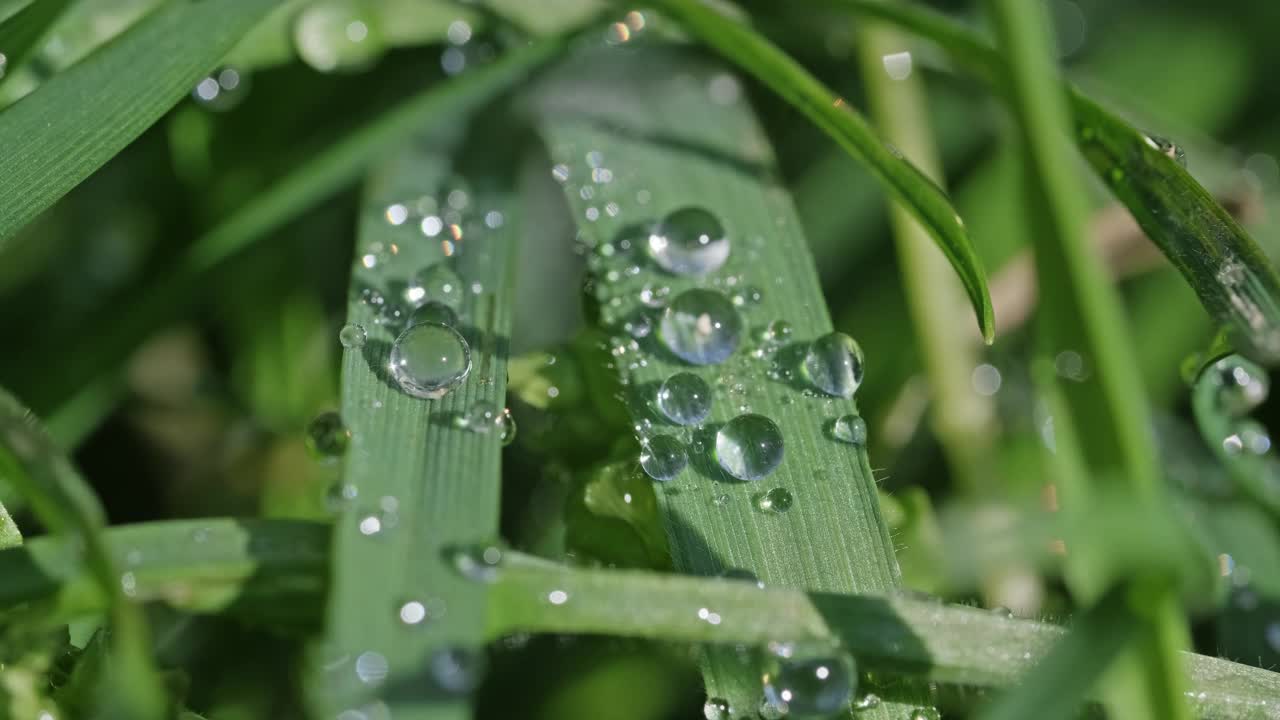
389,322,471,400
646,207,730,276
715,414,784,481
640,435,688,481
803,332,866,398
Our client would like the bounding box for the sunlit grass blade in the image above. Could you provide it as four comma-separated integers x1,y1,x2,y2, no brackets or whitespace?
487,556,1280,718
536,43,933,718
0,388,165,718
3,33,576,437
0,518,327,625
0,0,72,91
0,0,276,249
826,0,1280,365
315,136,518,717
645,0,995,343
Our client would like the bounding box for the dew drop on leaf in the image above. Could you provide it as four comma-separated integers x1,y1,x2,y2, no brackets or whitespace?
803,332,866,398
761,652,856,719
657,372,712,426
702,697,731,720
755,487,794,513
659,289,743,365
389,322,471,400
446,544,504,583
832,415,867,445
716,414,784,481
640,435,687,481
306,411,350,460
646,206,731,276
354,650,389,686
339,322,366,348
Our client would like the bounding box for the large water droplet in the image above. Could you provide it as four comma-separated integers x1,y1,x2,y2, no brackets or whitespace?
647,207,730,276
755,487,794,513
832,415,867,445
659,289,743,365
339,322,367,348
716,414,784,481
408,265,465,311
640,435,687,481
306,411,350,459
762,652,856,719
1211,355,1269,415
293,0,385,73
657,372,712,426
702,697,732,719
803,332,866,398
390,322,471,400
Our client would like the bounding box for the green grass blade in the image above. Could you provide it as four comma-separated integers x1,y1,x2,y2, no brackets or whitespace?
486,557,1280,718
0,497,20,548
0,518,327,625
4,33,574,428
645,0,996,343
0,0,276,249
0,388,165,718
827,0,1280,365
316,138,518,717
1191,354,1280,518
0,0,73,91
536,43,931,718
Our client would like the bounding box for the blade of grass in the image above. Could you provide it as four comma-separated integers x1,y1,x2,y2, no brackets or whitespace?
536,43,932,718
825,0,1280,365
0,497,19,548
0,0,277,249
0,0,73,91
314,131,519,717
644,0,996,343
1191,354,1280,519
4,32,578,438
0,388,164,719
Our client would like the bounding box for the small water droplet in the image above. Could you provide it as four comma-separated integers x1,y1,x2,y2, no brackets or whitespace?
305,411,350,459
408,264,464,310
339,323,367,348
192,66,250,111
399,600,427,625
702,697,732,720
1211,355,1270,415
646,207,730,276
803,332,866,398
640,435,688,481
832,415,867,445
354,650,389,686
293,0,385,73
755,487,794,513
639,282,672,307
659,289,743,365
715,414,784,481
551,164,570,182
389,322,471,400
762,651,856,719
446,544,504,583
853,693,881,711
759,320,793,346
657,372,712,426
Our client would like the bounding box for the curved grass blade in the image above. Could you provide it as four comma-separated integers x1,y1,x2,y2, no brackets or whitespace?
487,556,1280,719
315,132,519,718
0,0,73,91
0,389,165,718
0,0,277,250
1191,354,1280,519
645,0,995,343
4,33,576,433
826,0,1280,365
0,518,328,626
536,43,933,718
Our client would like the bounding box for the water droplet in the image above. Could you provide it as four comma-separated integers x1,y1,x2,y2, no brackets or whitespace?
293,0,384,73
702,697,732,720
408,265,464,310
657,372,712,426
853,693,881,711
882,50,913,80
646,207,730,276
760,320,793,346
305,411,350,459
1150,135,1188,167
325,482,358,513
803,332,866,398
399,600,427,625
639,282,672,307
659,289,743,365
832,415,867,445
716,414,784,481
340,322,367,348
623,313,653,339
389,322,471,400
355,650,389,686
755,487,794,513
732,286,764,307
640,435,687,481
1211,355,1269,415
447,544,504,583
411,301,459,327
192,66,250,111
762,652,855,719
497,408,516,446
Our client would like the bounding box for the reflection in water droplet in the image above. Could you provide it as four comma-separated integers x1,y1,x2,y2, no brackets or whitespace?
659,289,743,365
340,323,367,348
832,415,867,445
306,411,350,459
647,207,730,276
755,487,794,513
390,322,471,400
804,332,866,398
657,372,712,426
640,435,688,481
716,414,784,481
762,651,856,719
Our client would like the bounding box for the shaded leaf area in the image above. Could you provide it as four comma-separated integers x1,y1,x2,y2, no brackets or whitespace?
826,0,1280,366
535,42,931,717
0,0,72,91
315,124,520,718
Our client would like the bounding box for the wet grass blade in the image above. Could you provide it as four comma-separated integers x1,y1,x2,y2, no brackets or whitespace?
1191,354,1280,519
0,0,276,250
3,34,574,435
827,0,1280,365
536,43,932,718
315,136,518,717
645,0,995,343
0,388,165,718
0,518,327,626
0,0,73,91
